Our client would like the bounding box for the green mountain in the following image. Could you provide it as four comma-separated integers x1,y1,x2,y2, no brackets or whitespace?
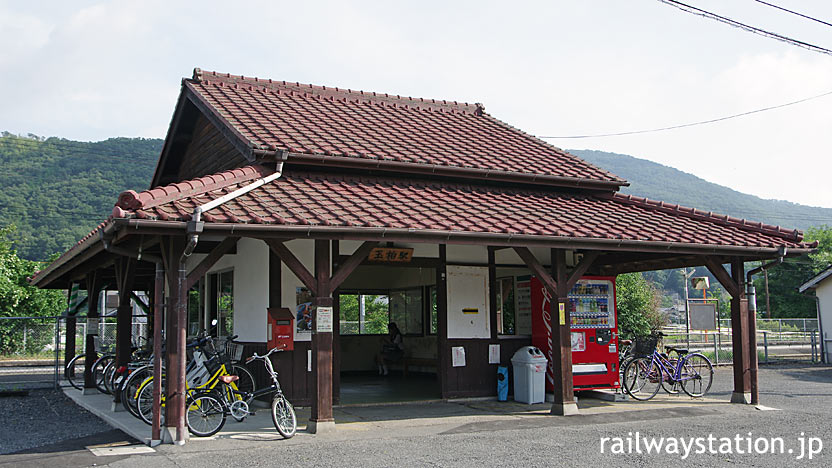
570,149,832,231
1,134,829,262
0,133,161,261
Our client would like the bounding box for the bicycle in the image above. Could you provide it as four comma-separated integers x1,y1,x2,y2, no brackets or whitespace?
218,345,297,438
134,335,252,428
622,333,714,400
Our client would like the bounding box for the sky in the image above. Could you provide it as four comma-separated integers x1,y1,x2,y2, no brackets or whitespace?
1,0,831,209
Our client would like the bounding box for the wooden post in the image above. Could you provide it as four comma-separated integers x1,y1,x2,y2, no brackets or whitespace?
488,247,499,340
309,239,335,434
730,259,751,403
550,249,578,416
64,287,76,375
437,244,449,399
83,271,102,393
113,257,136,406
162,236,188,444
151,262,164,445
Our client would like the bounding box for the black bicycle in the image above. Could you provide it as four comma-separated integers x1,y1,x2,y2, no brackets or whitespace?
186,345,296,438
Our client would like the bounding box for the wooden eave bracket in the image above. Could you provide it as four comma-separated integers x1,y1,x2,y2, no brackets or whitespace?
513,247,558,296
704,257,741,298
266,239,378,297
185,237,240,290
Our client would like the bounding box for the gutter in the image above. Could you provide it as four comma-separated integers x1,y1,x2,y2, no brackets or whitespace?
254,150,628,191
182,158,286,261
116,219,810,257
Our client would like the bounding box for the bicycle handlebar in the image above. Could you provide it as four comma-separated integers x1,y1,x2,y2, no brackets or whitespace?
245,344,288,364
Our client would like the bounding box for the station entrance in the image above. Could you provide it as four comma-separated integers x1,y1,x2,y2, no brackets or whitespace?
334,264,441,405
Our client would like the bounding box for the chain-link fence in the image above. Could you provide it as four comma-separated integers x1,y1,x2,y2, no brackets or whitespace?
0,315,149,390
662,318,821,366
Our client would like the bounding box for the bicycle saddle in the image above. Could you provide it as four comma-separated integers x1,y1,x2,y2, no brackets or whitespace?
665,346,688,355
219,375,239,384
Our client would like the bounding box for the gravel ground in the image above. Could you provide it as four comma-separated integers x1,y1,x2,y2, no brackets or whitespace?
0,389,112,454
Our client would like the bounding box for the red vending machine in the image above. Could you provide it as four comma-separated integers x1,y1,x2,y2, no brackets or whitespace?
531,275,620,391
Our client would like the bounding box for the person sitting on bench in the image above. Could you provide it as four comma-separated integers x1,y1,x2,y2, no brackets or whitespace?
376,322,404,376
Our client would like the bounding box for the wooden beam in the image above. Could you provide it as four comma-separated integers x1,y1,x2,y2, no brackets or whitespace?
329,241,378,291
565,251,600,292
704,257,740,298
114,257,136,404
185,237,239,290
488,247,498,340
513,247,558,296
265,239,317,296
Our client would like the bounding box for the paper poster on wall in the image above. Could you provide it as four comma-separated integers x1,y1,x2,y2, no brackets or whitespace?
515,275,532,335
296,287,313,341
316,306,333,333
452,346,466,367
488,344,501,364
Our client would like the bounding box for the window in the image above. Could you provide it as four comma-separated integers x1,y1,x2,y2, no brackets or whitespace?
496,277,516,335
187,280,203,336
339,294,390,335
390,288,423,335
208,270,234,337
428,285,437,335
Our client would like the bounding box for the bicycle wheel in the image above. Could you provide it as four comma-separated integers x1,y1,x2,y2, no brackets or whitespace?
271,394,297,439
136,379,165,425
186,392,226,437
93,355,115,394
680,353,714,398
623,357,661,401
232,364,256,395
65,354,85,390
121,365,153,417
102,360,118,394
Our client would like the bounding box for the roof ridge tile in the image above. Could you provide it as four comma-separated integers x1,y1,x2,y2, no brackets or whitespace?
605,192,803,242
117,165,271,211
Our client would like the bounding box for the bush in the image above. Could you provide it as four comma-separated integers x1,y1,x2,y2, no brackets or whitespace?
616,272,666,339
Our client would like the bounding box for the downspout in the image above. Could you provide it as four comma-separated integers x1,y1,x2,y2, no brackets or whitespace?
744,246,788,406
181,157,286,261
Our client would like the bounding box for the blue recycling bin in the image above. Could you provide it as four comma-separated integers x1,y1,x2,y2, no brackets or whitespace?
497,365,509,401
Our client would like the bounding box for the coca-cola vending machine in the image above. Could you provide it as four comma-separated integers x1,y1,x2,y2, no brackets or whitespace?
531,275,620,391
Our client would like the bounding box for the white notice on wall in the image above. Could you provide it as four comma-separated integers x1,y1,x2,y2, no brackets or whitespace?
316,306,333,333
488,344,500,364
452,346,466,367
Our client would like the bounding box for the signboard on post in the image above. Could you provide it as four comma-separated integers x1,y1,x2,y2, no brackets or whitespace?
367,247,414,263
689,301,717,330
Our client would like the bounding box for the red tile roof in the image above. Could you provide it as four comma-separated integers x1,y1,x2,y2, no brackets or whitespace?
184,69,626,186
113,165,808,250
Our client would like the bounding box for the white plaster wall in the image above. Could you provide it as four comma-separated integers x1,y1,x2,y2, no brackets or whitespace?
446,244,487,263
280,239,317,342
446,265,490,339
816,281,832,363
184,238,269,342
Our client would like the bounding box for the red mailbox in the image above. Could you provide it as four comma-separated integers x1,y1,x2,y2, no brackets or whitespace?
267,307,295,351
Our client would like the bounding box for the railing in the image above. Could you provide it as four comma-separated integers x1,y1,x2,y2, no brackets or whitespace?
660,326,822,366
0,315,149,390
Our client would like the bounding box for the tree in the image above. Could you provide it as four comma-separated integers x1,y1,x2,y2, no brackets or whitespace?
0,225,67,354
615,272,666,339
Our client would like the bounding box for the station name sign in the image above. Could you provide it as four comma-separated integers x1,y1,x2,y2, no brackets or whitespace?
368,247,414,263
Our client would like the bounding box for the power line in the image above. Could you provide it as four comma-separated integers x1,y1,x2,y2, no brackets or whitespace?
658,0,832,55
752,0,832,28
539,89,832,139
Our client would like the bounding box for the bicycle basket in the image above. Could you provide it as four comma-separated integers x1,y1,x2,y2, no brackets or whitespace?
633,334,660,357
225,340,244,363
204,354,223,375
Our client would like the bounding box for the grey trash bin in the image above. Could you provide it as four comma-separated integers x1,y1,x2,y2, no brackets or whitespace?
511,346,548,404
